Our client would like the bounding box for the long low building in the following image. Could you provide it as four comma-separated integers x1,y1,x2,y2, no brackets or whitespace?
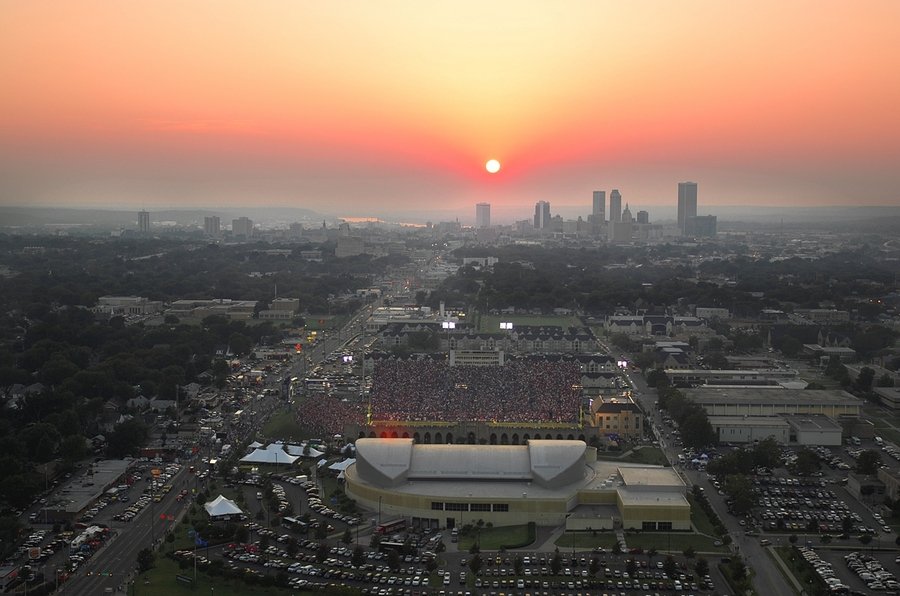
683,388,862,418
344,439,690,531
709,413,843,446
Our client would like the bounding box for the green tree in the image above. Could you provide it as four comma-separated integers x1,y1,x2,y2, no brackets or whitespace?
683,546,696,560
876,373,895,387
792,448,820,476
788,534,798,545
316,542,329,563
626,558,638,577
468,553,482,576
612,540,622,556
724,474,755,515
589,557,600,577
856,367,876,391
856,449,882,475
663,555,677,578
550,549,562,575
342,527,352,545
106,418,148,457
137,548,155,572
695,557,709,577
780,336,802,357
513,555,523,576
352,545,365,568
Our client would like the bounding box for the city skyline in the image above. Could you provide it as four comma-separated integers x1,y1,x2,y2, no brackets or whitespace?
2,2,899,217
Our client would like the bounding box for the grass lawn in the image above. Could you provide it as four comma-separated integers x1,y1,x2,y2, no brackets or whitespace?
261,410,307,441
477,314,581,332
457,524,535,550
687,495,719,537
551,532,619,550
623,533,727,553
135,554,294,596
772,546,827,596
597,447,669,466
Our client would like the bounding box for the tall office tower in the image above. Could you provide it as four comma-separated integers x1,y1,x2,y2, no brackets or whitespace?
636,210,649,224
204,216,220,236
677,182,698,234
609,190,622,223
232,216,254,239
475,203,491,228
592,191,606,222
138,210,150,233
533,201,551,229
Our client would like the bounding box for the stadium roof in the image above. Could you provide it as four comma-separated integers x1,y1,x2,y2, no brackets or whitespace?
354,438,585,489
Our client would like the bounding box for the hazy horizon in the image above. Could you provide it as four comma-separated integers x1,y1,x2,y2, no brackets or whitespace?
2,2,899,214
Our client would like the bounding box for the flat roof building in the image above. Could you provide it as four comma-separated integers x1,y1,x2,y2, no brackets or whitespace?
683,388,862,418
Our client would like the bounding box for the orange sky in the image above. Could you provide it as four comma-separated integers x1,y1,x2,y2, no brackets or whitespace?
2,1,899,221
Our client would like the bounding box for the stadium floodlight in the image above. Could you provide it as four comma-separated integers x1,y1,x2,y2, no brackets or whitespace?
499,322,514,330
441,321,456,330
617,359,629,368
342,354,353,363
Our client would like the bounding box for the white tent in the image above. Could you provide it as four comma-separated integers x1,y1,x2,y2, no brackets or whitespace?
328,458,356,472
285,442,325,458
204,495,243,518
248,441,264,449
240,443,299,465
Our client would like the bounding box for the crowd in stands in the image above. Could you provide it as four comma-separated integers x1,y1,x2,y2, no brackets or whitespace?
298,396,366,436
368,359,581,423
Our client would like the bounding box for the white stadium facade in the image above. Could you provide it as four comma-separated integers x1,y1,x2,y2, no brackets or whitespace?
344,439,690,531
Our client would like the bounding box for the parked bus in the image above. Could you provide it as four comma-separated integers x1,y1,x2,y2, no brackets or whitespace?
375,519,406,535
378,541,406,554
282,516,308,531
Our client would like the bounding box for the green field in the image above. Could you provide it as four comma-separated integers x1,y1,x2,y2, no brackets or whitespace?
457,524,535,550
597,446,669,467
477,314,582,332
552,531,618,550
687,495,720,537
134,555,299,596
261,410,307,441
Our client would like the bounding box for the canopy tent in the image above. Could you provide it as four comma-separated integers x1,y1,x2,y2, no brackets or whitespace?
248,441,264,449
328,458,356,472
285,442,325,458
240,443,299,465
204,495,243,518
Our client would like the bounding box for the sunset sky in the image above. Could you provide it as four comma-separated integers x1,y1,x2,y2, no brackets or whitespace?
2,1,899,222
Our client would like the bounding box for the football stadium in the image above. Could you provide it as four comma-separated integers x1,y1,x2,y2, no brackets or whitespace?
346,357,598,444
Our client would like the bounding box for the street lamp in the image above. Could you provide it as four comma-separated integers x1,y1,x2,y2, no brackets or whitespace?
442,321,455,353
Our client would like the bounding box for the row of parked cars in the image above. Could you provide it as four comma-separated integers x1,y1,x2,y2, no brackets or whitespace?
795,546,850,593
844,550,900,592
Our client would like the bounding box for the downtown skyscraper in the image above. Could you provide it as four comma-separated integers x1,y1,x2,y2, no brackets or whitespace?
475,203,491,228
677,182,698,235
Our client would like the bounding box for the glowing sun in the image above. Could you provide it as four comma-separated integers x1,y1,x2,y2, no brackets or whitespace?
485,159,501,174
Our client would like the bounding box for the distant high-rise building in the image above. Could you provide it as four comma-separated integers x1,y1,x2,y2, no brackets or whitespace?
636,210,649,224
611,203,633,243
609,190,622,223
475,203,491,228
204,216,220,236
533,201,551,229
138,210,150,233
592,191,606,222
677,182,698,234
232,217,254,239
684,215,717,237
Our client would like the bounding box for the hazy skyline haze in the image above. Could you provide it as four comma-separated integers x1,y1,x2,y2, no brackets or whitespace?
2,1,899,221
